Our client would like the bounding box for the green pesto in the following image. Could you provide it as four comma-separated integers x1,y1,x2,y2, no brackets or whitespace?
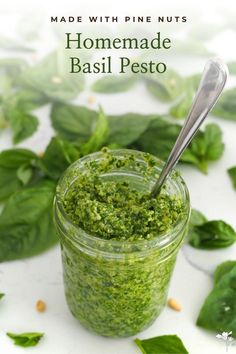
55,149,189,337
63,149,185,241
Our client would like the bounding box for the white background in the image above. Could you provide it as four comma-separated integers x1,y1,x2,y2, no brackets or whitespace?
0,1,236,353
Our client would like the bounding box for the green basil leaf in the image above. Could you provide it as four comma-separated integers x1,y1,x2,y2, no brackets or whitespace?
108,113,157,146
134,335,189,354
0,293,4,300
7,109,38,144
170,74,201,119
0,180,57,261
51,103,97,142
189,209,207,228
189,220,236,249
170,90,194,119
92,75,136,93
228,166,236,190
145,69,184,102
51,103,154,148
212,88,236,120
0,148,38,201
181,123,224,173
51,105,223,174
131,117,181,161
0,149,38,168
7,332,44,347
214,261,236,285
197,263,236,336
16,164,33,185
51,103,155,147
19,48,84,101
4,89,48,112
40,137,80,180
80,107,108,155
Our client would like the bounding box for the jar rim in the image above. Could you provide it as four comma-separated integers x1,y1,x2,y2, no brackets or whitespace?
54,149,190,252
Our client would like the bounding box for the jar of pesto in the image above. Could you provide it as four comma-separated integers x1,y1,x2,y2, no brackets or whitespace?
54,149,190,337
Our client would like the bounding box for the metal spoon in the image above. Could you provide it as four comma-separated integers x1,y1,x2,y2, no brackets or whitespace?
151,58,228,198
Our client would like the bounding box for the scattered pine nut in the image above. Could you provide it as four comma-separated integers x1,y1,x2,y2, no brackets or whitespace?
88,95,96,104
37,151,44,158
51,76,62,84
167,298,182,312
36,300,46,313
169,78,177,87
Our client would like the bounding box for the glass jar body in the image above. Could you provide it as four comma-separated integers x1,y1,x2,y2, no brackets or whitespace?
60,234,184,337
54,149,190,337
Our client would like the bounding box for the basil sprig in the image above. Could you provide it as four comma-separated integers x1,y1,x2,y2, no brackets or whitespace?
197,261,236,336
188,209,236,249
135,334,189,354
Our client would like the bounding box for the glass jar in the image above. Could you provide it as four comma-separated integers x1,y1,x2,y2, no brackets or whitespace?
54,149,190,337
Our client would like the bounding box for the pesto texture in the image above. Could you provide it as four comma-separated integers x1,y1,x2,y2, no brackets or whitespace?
55,149,189,337
63,150,185,241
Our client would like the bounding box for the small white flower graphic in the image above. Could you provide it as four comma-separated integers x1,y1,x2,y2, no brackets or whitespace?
216,331,234,352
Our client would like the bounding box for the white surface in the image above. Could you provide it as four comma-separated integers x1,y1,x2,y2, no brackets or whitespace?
1,5,236,354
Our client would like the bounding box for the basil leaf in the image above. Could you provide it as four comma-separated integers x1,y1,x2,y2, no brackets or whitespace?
0,148,38,168
51,103,156,148
214,261,236,285
189,209,207,228
228,166,236,190
51,103,97,142
19,48,84,101
197,262,236,336
132,118,223,172
145,69,184,102
51,105,224,173
6,109,38,144
4,89,48,112
189,220,236,249
170,90,194,119
170,74,201,119
0,148,39,201
16,164,33,185
132,118,181,161
134,335,189,354
7,332,44,347
80,107,108,155
40,137,80,180
0,180,57,261
92,75,136,93
0,293,4,300
181,123,224,173
51,103,156,147
108,113,157,146
212,88,236,120
133,118,223,174
0,88,46,144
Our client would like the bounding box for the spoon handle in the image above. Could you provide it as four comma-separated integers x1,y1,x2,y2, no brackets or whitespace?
151,58,228,198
